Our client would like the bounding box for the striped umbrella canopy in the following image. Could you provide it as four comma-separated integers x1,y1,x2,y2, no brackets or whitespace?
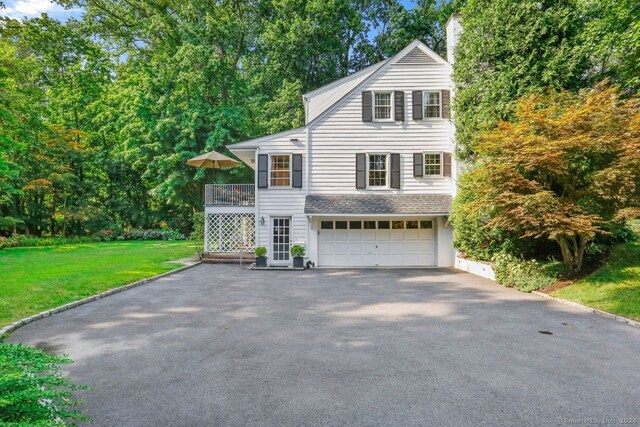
186,150,241,169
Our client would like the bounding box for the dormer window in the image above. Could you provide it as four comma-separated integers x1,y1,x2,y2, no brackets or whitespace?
373,92,393,121
424,91,441,118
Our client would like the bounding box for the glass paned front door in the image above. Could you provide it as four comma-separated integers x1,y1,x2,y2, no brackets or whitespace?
272,217,291,262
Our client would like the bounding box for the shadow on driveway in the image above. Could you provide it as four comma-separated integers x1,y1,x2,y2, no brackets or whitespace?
9,265,640,426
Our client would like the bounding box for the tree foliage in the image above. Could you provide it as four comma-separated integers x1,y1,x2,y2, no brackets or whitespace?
453,0,587,158
1,0,459,237
455,84,640,271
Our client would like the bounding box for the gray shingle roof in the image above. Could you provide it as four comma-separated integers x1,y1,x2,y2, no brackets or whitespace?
304,194,452,215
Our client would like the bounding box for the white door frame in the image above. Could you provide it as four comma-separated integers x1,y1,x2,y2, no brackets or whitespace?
270,216,292,266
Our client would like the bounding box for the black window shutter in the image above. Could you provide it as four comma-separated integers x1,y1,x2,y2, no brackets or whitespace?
362,91,372,122
443,152,452,177
257,154,268,188
356,153,367,189
394,91,404,122
292,154,303,188
412,91,423,120
390,153,401,189
442,90,451,119
413,153,423,177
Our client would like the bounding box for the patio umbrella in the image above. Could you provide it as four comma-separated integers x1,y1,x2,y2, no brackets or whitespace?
186,150,241,169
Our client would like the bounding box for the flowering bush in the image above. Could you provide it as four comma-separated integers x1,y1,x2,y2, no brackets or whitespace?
93,228,186,242
93,227,125,242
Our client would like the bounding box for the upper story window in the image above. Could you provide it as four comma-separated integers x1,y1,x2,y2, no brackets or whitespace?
424,153,442,176
424,91,441,118
368,154,388,187
270,155,291,187
373,92,392,121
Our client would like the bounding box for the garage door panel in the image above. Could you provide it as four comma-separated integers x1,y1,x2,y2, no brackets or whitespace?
363,242,376,254
318,219,436,267
334,243,348,253
363,231,376,242
376,231,390,241
405,241,419,251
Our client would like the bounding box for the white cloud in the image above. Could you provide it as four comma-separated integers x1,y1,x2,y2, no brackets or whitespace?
1,0,82,20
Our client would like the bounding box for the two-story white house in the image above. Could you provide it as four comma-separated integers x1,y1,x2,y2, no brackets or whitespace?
203,15,463,268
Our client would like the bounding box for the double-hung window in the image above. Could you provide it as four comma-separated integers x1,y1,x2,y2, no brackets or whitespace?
368,154,388,187
270,155,291,187
424,153,442,176
373,92,392,121
424,91,441,118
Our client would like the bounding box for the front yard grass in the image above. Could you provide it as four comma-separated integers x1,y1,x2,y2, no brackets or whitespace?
552,241,640,321
0,241,196,327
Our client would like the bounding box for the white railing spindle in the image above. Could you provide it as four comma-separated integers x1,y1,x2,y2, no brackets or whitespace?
204,184,255,206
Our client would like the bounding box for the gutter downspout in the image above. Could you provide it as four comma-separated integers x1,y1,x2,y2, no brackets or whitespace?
305,99,313,264
254,146,259,253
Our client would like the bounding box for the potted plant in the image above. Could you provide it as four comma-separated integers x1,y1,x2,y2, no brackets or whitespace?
290,244,305,268
255,246,267,267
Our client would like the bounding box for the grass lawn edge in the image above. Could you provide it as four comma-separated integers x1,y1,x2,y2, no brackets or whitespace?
531,290,640,329
1,261,202,340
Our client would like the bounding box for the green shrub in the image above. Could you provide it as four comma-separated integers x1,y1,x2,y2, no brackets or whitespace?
0,236,95,250
492,252,565,292
450,173,527,261
191,212,204,242
290,244,305,257
0,343,88,425
255,246,267,257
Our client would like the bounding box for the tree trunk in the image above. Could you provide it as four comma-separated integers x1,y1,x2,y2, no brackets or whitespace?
555,235,589,272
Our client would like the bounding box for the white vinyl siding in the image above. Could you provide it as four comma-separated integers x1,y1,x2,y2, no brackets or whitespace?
252,130,307,259
309,58,454,195
229,43,456,267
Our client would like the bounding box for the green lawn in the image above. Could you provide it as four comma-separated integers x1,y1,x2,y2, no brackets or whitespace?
0,241,197,327
552,241,640,321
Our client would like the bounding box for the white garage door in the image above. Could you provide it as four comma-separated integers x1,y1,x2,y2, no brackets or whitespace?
318,219,435,267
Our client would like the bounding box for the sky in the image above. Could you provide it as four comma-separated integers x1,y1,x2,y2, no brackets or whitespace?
1,0,418,21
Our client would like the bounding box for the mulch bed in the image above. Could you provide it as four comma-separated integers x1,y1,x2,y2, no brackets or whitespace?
540,279,576,294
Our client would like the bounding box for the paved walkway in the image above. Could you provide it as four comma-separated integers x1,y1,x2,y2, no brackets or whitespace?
9,265,640,426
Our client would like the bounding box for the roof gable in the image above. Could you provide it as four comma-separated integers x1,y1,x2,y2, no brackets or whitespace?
396,46,439,65
306,40,449,127
303,60,387,123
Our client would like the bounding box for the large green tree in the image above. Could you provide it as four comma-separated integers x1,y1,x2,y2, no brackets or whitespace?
453,0,587,159
580,0,640,91
454,84,640,271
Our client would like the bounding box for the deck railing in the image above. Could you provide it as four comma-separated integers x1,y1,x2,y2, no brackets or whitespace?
205,184,255,206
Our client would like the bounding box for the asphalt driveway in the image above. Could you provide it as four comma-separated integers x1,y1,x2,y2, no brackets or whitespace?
9,265,640,426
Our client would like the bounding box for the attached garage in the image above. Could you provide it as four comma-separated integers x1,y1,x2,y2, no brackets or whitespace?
318,219,435,267
305,194,454,268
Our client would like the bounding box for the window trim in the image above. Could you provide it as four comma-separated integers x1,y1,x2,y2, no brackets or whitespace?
269,154,292,188
422,151,443,177
366,152,390,189
372,91,394,122
423,90,442,119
